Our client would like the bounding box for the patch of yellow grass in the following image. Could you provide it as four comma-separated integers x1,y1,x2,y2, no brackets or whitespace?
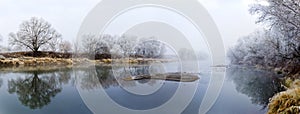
268,87,300,114
291,80,300,89
284,78,300,89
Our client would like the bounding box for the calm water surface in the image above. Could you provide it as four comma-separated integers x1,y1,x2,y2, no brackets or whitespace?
0,63,283,114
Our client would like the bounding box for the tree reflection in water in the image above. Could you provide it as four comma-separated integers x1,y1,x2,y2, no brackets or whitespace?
79,67,103,90
227,67,285,108
96,66,119,89
0,78,2,88
79,65,159,90
57,70,72,85
7,70,71,109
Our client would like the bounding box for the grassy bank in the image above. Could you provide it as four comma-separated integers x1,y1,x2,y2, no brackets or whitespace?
0,51,176,67
266,69,300,114
268,79,300,114
0,57,176,67
229,64,300,113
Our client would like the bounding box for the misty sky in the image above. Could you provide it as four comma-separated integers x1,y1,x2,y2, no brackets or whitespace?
0,0,263,50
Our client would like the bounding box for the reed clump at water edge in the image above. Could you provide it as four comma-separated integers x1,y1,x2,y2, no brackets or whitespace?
268,79,300,114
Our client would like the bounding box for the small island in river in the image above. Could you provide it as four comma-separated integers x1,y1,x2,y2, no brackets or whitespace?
123,72,200,82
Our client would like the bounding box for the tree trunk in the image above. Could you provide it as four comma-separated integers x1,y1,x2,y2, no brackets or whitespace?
33,48,39,57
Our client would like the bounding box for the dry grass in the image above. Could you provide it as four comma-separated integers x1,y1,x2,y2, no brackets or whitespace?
268,85,300,114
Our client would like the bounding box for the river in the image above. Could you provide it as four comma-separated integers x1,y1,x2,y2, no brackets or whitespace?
0,62,284,114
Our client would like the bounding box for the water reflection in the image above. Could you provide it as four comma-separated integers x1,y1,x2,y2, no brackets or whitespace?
79,65,160,90
96,66,119,89
7,71,69,109
76,64,181,111
57,70,72,85
227,67,284,108
0,78,2,88
79,66,117,90
0,64,286,113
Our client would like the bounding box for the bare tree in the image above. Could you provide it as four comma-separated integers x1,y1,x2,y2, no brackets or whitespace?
9,17,61,56
59,40,72,53
82,34,97,55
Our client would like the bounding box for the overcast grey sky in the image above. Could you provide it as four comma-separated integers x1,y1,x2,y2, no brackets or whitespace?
0,0,262,50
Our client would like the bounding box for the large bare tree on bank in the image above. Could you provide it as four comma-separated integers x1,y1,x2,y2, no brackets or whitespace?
9,17,61,56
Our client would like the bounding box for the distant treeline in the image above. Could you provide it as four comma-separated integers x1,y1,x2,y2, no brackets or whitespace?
0,17,166,59
1,17,208,60
75,34,166,59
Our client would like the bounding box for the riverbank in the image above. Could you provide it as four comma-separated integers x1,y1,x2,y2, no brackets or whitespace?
267,79,300,114
0,57,176,67
0,51,176,67
230,64,300,113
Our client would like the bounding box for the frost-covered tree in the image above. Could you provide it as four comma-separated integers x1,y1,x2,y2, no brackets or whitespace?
229,30,274,66
227,38,249,65
100,34,117,50
240,31,268,66
80,34,166,59
0,34,3,52
47,37,62,52
178,48,197,61
135,38,165,58
250,0,300,38
116,36,166,58
116,35,137,57
81,34,112,59
97,35,116,55
229,0,300,70
229,29,297,68
72,41,82,58
59,40,72,53
9,17,61,56
250,0,300,61
81,34,99,58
